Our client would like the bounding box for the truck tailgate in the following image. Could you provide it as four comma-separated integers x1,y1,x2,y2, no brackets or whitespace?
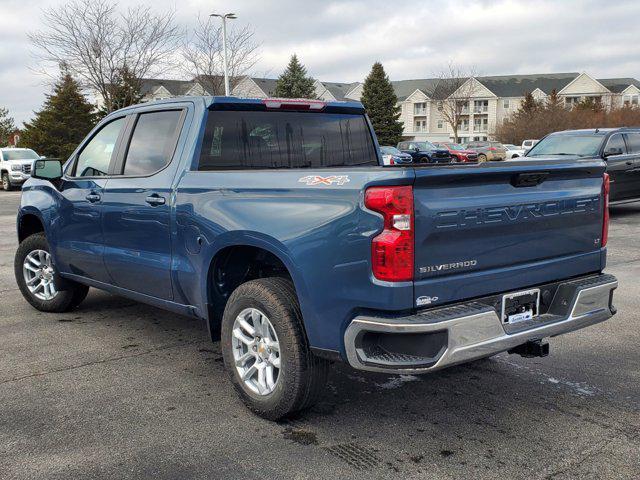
412,159,607,307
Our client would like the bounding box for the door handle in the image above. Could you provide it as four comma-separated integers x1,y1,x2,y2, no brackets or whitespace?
626,161,634,165
145,194,166,206
85,193,101,203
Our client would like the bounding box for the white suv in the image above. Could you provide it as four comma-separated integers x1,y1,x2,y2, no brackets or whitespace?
0,148,41,191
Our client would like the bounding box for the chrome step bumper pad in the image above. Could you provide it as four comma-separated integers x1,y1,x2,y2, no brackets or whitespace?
344,274,617,374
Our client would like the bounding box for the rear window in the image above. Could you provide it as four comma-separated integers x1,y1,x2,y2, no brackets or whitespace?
197,110,378,170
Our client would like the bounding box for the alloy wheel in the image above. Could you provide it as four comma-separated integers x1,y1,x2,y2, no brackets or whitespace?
22,249,58,301
231,307,281,396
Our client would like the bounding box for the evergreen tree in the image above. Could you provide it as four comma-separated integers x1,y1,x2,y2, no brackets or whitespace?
99,65,143,117
360,62,403,146
21,71,97,160
520,92,540,114
274,54,316,98
0,107,16,146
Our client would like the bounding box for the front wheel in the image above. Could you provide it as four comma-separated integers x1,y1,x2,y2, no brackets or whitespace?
15,233,89,312
221,277,329,420
478,154,487,162
2,172,13,191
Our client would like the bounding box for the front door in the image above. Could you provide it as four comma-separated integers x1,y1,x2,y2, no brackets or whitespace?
603,133,634,202
54,116,127,283
101,108,186,300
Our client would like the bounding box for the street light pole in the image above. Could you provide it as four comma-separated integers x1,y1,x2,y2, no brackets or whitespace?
210,12,237,96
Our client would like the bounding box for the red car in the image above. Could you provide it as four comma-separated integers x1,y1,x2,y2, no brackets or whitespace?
433,142,479,162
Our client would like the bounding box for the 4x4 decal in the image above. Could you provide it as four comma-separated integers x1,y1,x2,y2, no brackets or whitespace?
298,175,350,186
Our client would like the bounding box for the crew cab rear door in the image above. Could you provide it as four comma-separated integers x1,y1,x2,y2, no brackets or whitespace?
411,159,606,308
101,105,189,300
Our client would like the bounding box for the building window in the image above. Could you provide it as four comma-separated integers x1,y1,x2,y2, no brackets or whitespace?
473,100,488,113
437,120,443,129
503,99,510,109
459,119,469,131
437,101,443,111
414,102,427,115
414,120,427,132
623,95,639,106
565,96,581,108
473,117,488,132
457,101,469,114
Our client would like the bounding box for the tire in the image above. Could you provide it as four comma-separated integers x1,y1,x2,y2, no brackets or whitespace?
2,172,13,191
478,154,487,162
15,233,90,313
221,277,330,420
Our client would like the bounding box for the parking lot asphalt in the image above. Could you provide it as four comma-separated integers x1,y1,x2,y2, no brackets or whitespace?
0,190,638,480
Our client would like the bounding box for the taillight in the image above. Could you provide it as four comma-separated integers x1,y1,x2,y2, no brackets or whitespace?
488,147,497,151
389,157,395,165
602,173,610,247
364,186,414,282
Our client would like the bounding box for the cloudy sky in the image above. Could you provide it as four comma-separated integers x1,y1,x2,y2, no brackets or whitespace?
1,0,639,125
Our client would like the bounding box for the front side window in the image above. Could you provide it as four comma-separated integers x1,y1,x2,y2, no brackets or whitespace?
198,110,377,170
75,117,125,177
122,110,183,176
605,134,626,155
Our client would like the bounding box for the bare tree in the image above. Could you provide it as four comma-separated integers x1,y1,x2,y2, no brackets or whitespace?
182,15,260,96
433,64,478,143
29,0,181,113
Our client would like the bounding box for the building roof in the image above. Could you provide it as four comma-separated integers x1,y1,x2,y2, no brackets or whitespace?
139,78,200,97
597,77,640,93
319,81,361,100
249,77,279,96
475,72,580,97
391,79,440,100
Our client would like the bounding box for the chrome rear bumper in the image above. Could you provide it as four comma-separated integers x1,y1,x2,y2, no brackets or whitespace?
344,274,617,374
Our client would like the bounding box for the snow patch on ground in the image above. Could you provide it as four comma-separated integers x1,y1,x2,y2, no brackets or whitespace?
375,374,420,390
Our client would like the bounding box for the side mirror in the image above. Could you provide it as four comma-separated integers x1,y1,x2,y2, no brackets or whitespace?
413,147,420,152
32,159,63,181
603,147,623,157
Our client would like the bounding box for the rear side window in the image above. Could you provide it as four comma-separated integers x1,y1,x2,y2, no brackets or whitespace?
198,111,378,170
123,110,183,176
625,133,640,153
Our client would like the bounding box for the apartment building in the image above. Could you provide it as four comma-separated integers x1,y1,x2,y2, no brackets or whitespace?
232,72,639,143
97,72,640,143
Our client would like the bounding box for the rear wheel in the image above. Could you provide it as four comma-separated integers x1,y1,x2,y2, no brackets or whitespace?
15,233,89,312
221,277,329,420
2,172,13,191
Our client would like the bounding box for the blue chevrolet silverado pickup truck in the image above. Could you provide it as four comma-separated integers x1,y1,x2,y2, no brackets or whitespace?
15,96,617,419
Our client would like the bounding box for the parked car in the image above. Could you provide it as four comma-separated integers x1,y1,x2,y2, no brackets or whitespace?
397,140,453,163
379,146,413,165
15,97,617,420
433,142,479,162
525,127,640,204
522,139,539,151
463,141,507,161
0,147,40,191
504,144,526,159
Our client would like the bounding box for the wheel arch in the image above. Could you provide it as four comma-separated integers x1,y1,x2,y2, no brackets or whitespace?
201,234,309,342
17,211,46,243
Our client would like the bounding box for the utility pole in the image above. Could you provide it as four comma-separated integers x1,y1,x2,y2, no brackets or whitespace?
210,12,237,96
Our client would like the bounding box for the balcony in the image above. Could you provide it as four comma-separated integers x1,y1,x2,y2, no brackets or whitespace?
472,107,488,114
